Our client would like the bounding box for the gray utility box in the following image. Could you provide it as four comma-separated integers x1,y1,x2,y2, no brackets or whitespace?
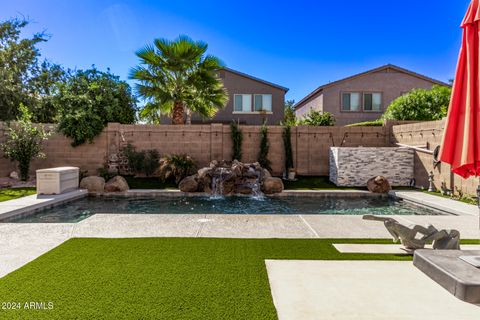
36,167,80,195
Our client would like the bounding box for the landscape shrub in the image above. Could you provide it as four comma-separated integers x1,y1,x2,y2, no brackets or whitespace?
258,124,271,171
346,119,384,127
383,85,451,121
300,110,335,126
158,154,197,184
123,144,160,177
282,125,294,171
0,104,50,180
230,121,243,161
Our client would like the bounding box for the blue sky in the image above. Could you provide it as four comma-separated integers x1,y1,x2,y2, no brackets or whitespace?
1,0,470,102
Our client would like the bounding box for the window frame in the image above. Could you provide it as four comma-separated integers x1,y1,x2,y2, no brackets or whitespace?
362,92,383,113
232,93,273,114
233,94,252,113
253,94,273,112
341,92,362,112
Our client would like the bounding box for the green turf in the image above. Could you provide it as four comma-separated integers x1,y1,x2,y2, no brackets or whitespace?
283,176,361,190
0,187,36,202
0,238,412,320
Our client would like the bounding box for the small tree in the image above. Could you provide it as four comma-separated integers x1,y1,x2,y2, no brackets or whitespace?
282,125,294,171
230,121,243,161
258,124,271,171
1,104,50,180
283,99,297,126
300,110,335,126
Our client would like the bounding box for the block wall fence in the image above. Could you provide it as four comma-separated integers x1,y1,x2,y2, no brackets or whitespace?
1,120,478,196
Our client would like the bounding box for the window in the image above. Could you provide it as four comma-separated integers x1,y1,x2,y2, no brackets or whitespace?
234,94,252,112
342,92,360,111
363,93,382,111
254,94,272,112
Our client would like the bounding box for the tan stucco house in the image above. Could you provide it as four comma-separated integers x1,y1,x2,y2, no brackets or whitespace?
294,64,449,126
162,68,289,125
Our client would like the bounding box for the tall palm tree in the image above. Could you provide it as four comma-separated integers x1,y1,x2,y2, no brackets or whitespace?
130,36,228,124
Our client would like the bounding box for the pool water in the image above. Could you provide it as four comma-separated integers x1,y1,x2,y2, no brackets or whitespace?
3,196,442,223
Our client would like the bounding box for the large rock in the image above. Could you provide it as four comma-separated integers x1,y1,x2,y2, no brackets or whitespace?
367,176,391,193
179,176,199,193
104,176,129,192
261,177,284,194
80,176,105,193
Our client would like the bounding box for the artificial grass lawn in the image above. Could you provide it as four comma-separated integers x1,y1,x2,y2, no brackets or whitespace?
0,238,412,320
0,187,36,202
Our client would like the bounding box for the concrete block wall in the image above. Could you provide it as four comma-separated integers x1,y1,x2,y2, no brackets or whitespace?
391,119,479,197
0,122,388,178
329,147,414,187
0,123,107,178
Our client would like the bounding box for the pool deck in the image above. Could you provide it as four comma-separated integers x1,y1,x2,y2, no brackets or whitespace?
1,189,479,319
0,189,479,278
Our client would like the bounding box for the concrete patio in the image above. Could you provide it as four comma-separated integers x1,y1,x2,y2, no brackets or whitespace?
266,260,480,320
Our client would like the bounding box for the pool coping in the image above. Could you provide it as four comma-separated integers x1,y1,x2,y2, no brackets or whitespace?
389,190,478,217
0,189,88,221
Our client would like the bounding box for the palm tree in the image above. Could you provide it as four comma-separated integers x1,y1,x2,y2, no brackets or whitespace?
130,36,228,124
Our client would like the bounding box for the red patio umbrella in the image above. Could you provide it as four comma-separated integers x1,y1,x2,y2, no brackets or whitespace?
439,0,480,197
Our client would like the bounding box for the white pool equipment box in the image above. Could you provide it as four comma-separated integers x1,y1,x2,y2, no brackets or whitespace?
36,167,80,195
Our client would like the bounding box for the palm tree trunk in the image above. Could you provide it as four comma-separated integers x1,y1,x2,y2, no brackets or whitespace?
172,101,185,125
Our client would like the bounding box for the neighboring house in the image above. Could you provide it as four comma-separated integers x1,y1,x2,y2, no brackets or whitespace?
294,64,450,126
161,68,289,125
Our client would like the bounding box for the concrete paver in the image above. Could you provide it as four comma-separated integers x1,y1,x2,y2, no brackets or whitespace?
266,260,480,320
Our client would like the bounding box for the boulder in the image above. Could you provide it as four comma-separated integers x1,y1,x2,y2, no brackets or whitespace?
104,176,129,192
261,177,284,194
262,169,272,179
367,176,391,193
179,176,199,193
80,176,105,193
9,171,19,180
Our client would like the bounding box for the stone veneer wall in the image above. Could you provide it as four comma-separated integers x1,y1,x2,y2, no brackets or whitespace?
329,147,414,187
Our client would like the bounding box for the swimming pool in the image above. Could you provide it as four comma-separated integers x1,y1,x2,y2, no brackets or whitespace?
3,195,442,223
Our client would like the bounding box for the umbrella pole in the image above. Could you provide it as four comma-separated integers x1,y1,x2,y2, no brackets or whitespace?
477,182,480,230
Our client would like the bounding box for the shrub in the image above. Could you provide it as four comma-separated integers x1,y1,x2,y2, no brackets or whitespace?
158,154,197,184
346,119,384,127
97,167,115,181
230,121,243,161
258,124,271,171
300,110,335,126
383,85,451,121
0,104,50,180
283,125,294,171
122,144,160,177
143,150,161,177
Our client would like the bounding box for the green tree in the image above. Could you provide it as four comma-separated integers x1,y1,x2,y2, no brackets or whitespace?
0,19,47,121
0,104,50,180
283,99,297,126
29,61,67,123
56,67,137,146
300,110,335,126
383,85,451,121
130,36,228,125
